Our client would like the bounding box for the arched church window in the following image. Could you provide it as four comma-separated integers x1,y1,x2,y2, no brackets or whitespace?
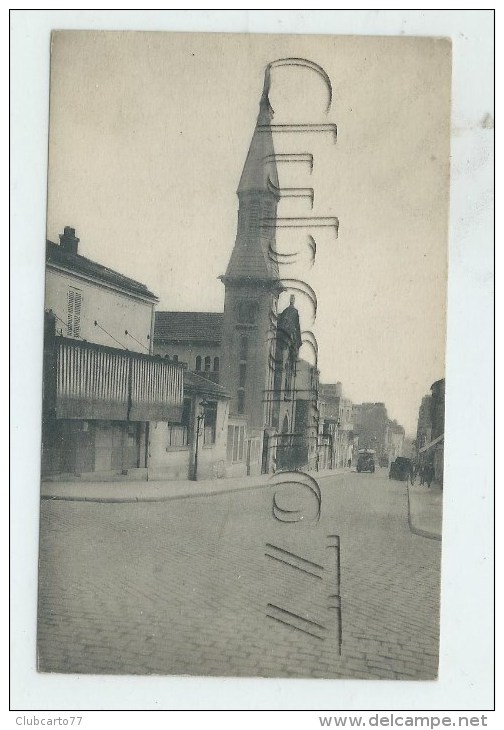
204,356,211,372
214,357,220,372
195,356,202,371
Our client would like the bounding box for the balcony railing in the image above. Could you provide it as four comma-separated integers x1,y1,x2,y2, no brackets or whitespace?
49,336,184,422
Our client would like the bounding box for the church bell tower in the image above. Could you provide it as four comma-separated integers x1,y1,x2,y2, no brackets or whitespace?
220,69,283,461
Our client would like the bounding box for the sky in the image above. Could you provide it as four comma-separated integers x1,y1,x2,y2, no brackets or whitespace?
46,31,451,435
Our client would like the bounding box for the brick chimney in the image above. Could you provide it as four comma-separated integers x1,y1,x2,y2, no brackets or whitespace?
59,226,80,254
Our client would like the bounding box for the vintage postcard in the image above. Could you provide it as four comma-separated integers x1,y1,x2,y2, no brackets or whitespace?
38,31,451,679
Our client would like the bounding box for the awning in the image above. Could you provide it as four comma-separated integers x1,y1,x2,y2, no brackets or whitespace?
419,433,444,453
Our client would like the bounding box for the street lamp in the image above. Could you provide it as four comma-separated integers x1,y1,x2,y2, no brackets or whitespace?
192,398,209,481
335,418,341,467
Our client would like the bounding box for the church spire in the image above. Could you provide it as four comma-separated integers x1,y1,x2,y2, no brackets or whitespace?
237,66,279,195
224,66,280,283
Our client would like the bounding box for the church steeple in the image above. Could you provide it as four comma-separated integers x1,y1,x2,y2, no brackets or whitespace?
220,67,284,449
224,68,280,283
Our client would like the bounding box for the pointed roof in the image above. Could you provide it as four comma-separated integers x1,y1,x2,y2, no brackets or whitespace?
224,236,278,282
237,67,279,194
224,67,280,284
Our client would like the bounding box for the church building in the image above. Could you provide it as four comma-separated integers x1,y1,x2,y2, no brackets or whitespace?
154,75,315,477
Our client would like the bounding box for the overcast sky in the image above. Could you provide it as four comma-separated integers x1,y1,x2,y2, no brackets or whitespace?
46,31,451,435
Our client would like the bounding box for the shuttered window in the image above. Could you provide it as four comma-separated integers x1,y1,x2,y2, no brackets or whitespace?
67,287,82,338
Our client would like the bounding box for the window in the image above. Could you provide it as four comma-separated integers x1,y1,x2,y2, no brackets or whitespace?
173,355,178,363
67,287,82,338
227,426,234,462
195,356,202,371
239,335,248,360
204,356,211,372
227,425,245,463
203,401,217,445
239,363,247,388
237,334,248,414
238,301,257,324
167,397,191,448
284,357,293,398
213,357,220,372
167,425,188,447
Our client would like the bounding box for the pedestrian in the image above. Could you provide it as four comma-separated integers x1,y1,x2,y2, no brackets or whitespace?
419,464,425,485
408,461,415,485
425,464,434,488
347,458,351,468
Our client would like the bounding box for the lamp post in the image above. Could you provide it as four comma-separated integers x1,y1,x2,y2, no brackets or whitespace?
335,418,341,467
192,398,209,481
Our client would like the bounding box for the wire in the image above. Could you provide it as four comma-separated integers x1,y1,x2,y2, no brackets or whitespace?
94,320,128,350
124,330,150,352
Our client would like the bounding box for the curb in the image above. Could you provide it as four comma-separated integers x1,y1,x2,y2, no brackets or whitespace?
40,470,349,505
406,481,442,542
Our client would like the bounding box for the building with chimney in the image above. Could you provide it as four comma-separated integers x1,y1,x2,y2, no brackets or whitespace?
42,227,228,481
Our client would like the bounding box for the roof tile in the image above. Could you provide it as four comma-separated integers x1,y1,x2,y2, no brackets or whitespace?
154,312,223,343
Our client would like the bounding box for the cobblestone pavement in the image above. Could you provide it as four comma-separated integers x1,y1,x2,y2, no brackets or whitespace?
38,470,441,679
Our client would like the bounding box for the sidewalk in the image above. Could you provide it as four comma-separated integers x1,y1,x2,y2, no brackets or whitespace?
407,480,443,541
40,467,350,503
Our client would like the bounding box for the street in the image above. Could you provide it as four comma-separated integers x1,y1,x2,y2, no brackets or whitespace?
38,470,440,679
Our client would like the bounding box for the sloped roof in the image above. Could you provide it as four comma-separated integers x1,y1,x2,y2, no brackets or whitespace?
46,240,157,301
224,238,278,283
184,370,230,399
224,76,280,284
154,311,223,344
237,90,279,194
